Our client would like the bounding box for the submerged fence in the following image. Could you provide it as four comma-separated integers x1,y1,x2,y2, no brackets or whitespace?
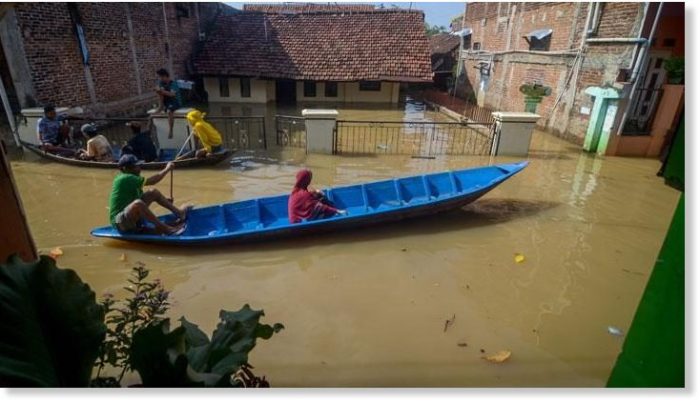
204,116,267,150
65,115,267,151
275,115,306,148
421,89,495,124
334,120,495,156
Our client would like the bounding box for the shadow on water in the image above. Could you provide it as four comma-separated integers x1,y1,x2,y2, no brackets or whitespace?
101,198,560,257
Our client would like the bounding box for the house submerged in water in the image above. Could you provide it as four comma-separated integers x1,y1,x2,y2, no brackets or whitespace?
193,4,433,104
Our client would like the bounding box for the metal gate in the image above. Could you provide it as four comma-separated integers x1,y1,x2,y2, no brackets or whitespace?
275,115,306,148
334,120,495,157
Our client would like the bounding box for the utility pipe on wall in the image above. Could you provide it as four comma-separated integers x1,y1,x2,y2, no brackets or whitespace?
0,77,19,147
616,2,664,136
628,2,650,70
585,37,648,44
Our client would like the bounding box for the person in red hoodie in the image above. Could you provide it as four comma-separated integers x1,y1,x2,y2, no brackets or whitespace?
288,169,346,224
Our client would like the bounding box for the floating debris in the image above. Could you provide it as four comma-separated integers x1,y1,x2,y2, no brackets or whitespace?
480,349,486,353
49,247,64,259
118,253,127,262
401,248,407,252
607,326,625,337
482,350,511,363
457,342,468,347
443,314,456,332
514,253,525,264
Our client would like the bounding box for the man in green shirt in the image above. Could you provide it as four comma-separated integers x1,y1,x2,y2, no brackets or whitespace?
109,154,188,235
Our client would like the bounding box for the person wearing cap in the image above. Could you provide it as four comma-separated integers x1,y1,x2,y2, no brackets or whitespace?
77,123,114,162
184,109,224,159
108,155,189,235
37,104,72,152
122,121,158,162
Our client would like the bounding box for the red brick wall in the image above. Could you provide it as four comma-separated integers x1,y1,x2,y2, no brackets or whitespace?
15,2,93,107
12,2,220,115
461,2,645,143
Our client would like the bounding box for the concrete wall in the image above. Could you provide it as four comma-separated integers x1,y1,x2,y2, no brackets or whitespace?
204,77,269,103
297,81,399,103
0,2,221,115
296,81,344,102
462,2,647,144
204,79,401,104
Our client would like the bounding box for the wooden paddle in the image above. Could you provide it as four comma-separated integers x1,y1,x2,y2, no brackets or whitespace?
169,169,174,202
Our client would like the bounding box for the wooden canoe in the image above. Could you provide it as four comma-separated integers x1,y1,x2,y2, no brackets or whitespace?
20,141,231,170
91,161,529,245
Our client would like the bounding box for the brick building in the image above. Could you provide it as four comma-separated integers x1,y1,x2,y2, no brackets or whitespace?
0,2,225,118
193,5,432,104
458,2,684,148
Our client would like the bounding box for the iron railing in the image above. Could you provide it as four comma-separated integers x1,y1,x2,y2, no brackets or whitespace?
275,115,306,148
65,116,267,151
420,89,496,124
620,87,665,135
334,120,495,156
204,115,267,150
65,117,149,150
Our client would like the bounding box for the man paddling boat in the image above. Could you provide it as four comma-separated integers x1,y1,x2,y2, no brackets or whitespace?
108,154,190,235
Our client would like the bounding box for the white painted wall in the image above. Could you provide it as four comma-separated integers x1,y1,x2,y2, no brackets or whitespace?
204,77,269,103
296,81,398,103
296,81,345,102
205,78,401,104
342,82,398,103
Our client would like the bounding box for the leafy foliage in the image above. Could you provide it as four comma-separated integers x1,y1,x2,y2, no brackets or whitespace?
0,255,106,387
130,305,284,387
519,83,552,98
92,264,170,385
663,57,684,85
425,23,448,36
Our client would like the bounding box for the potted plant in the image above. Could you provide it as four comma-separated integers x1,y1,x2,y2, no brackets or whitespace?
519,83,552,113
663,57,684,85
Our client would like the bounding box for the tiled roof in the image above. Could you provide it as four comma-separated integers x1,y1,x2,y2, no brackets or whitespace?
243,3,376,13
429,33,460,55
194,10,433,82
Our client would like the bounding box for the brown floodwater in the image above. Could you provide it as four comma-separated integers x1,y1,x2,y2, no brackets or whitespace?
9,127,679,387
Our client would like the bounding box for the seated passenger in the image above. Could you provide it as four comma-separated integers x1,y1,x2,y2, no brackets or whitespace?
123,121,158,162
37,104,73,154
108,155,190,235
288,169,346,224
77,123,114,162
185,109,224,159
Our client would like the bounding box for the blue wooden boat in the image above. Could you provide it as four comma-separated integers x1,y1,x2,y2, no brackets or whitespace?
91,161,528,245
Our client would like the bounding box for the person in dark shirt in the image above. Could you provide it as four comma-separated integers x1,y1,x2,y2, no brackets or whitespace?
155,68,181,139
123,121,158,162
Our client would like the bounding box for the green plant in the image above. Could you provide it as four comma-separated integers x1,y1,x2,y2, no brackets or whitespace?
0,256,106,387
130,306,284,387
92,264,170,385
664,57,684,85
519,83,552,98
0,256,282,388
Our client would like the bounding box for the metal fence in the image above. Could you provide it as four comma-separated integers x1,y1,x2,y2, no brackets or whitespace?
204,116,267,150
275,115,306,148
65,117,147,150
334,120,495,157
421,89,496,124
620,87,664,135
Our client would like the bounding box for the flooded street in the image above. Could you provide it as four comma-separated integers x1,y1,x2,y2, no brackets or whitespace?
9,129,679,386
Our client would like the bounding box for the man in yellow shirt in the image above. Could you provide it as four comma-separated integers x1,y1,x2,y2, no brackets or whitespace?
185,109,224,158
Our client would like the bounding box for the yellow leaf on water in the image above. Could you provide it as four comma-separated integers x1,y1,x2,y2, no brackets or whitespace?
482,350,512,363
49,247,63,259
514,253,525,263
119,253,127,262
